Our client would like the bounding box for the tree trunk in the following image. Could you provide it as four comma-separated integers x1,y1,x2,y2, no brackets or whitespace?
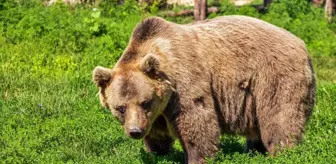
194,0,201,21
138,0,154,5
118,0,124,5
325,0,336,20
200,0,207,20
194,0,207,21
264,0,272,7
165,6,218,17
312,0,324,7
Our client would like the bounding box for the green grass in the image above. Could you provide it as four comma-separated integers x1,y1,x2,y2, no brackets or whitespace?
251,0,264,6
1,0,336,163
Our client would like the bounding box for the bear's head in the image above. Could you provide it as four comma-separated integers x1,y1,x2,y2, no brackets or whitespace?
93,54,173,139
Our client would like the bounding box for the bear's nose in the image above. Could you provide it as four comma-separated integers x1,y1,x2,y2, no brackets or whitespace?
129,127,143,139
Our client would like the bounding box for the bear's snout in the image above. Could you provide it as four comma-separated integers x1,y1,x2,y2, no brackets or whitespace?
128,127,144,139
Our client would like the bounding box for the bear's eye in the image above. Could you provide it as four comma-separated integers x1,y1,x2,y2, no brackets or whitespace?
115,105,126,114
140,100,152,110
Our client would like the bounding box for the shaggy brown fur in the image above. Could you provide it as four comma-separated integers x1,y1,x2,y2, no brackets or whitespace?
93,16,316,164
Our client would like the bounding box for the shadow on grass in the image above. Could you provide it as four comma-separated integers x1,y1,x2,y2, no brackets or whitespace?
219,137,245,155
140,148,184,164
139,137,246,163
218,137,268,158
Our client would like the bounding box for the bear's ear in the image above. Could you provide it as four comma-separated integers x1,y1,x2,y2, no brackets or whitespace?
140,54,160,77
93,66,113,88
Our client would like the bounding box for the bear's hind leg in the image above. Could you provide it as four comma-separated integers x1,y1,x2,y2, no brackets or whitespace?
259,123,299,156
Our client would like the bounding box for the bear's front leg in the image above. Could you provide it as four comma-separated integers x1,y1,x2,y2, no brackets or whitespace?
144,136,173,155
174,103,221,164
143,115,174,155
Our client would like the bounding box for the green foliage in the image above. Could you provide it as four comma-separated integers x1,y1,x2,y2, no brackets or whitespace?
213,0,336,56
263,0,336,56
215,0,260,17
0,1,143,163
329,17,336,33
0,0,336,163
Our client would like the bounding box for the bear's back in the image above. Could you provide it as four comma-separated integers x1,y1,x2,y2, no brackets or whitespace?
176,15,311,78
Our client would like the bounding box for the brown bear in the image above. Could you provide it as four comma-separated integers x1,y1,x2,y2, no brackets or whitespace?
93,16,316,164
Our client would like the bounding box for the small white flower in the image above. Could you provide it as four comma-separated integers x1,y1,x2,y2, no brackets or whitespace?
93,8,97,11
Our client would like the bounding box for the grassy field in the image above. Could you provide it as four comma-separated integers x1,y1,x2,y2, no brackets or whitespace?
1,0,336,163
